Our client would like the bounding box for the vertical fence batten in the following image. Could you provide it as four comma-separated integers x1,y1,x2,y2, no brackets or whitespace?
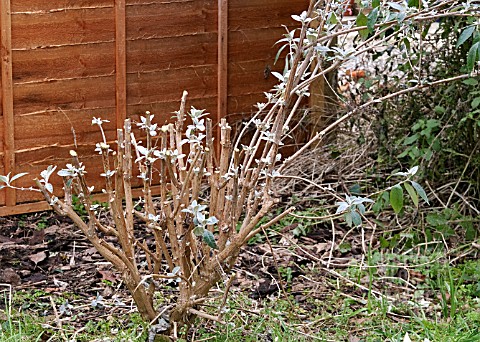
217,0,228,151
0,0,15,207
114,0,127,128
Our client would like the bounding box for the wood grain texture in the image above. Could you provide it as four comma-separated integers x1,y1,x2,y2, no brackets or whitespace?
115,0,127,126
1,0,16,206
0,0,309,212
217,0,228,147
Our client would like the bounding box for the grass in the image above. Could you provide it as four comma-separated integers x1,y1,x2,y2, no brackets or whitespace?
1,203,479,341
2,254,479,341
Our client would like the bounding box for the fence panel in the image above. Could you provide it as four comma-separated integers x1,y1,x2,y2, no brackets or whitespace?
0,0,308,216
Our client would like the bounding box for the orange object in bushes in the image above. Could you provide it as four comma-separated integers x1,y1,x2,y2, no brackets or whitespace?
346,69,366,80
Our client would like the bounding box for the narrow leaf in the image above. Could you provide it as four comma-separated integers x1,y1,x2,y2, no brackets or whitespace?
410,181,429,204
472,97,480,109
467,42,480,72
203,230,218,250
367,8,379,32
388,2,405,11
404,182,418,208
10,172,28,182
390,185,404,214
456,26,475,48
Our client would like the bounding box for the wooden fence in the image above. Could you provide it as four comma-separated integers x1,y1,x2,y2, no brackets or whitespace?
0,0,308,216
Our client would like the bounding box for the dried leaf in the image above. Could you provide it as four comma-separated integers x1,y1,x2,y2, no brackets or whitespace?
29,251,47,264
98,270,117,283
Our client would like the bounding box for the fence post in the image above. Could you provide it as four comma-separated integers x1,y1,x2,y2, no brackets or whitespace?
217,0,228,154
115,0,127,128
0,0,15,207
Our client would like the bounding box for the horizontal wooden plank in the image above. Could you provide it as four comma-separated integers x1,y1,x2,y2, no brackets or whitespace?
11,1,217,50
14,144,124,202
227,92,268,117
13,75,116,115
228,27,287,63
229,0,308,31
11,7,115,50
228,60,280,97
126,65,217,106
12,42,115,82
12,29,279,84
13,31,218,83
0,201,50,216
0,183,167,216
12,0,206,13
126,33,217,74
12,1,112,13
126,0,217,38
14,94,220,150
14,109,116,150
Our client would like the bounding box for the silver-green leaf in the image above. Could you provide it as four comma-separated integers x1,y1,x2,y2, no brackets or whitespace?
203,230,218,250
410,181,429,204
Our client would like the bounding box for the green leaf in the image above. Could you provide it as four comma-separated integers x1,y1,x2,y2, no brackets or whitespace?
338,242,351,253
411,181,429,204
202,230,218,250
381,191,390,205
372,0,381,8
329,12,338,25
472,97,480,109
356,12,370,40
344,212,353,227
372,200,383,214
403,182,418,208
390,185,404,214
356,12,368,26
426,214,448,227
403,133,419,145
456,26,475,48
379,236,389,249
461,221,476,241
349,183,362,195
467,42,480,72
463,78,479,86
193,226,205,237
367,8,379,32
351,211,362,227
408,0,419,7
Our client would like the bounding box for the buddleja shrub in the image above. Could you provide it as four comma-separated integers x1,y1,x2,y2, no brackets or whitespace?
3,90,296,339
